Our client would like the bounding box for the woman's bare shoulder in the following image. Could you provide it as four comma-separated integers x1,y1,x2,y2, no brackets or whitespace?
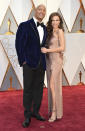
58,29,64,36
59,29,64,33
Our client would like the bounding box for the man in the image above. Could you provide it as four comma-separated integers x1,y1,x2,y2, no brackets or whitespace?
15,5,47,128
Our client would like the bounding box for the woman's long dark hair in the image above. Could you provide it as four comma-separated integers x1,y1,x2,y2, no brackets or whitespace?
46,12,64,45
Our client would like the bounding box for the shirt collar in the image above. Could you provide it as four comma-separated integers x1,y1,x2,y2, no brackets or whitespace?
33,16,43,26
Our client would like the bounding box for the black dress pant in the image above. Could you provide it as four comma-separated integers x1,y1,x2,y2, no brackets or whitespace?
23,62,45,118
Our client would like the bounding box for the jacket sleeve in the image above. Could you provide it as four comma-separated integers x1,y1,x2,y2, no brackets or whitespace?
15,23,27,66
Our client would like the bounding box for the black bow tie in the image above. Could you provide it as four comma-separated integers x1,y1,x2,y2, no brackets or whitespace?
37,22,44,27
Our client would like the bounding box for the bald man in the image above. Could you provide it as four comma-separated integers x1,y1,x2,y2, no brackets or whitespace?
15,5,47,128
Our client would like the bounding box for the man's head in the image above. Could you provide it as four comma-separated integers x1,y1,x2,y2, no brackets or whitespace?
35,4,46,22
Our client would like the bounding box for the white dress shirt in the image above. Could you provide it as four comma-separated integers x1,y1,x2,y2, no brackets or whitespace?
33,17,44,44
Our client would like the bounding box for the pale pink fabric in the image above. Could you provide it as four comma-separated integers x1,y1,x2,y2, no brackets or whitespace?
46,34,63,119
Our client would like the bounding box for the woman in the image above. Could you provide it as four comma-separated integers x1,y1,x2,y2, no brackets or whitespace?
41,12,65,122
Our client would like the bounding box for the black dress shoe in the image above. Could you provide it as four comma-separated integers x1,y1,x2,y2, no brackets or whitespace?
31,113,46,121
22,118,31,128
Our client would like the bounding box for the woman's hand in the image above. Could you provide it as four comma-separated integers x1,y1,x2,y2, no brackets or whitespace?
41,47,48,53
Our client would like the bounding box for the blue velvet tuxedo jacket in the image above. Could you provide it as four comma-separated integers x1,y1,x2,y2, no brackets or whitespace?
15,18,47,70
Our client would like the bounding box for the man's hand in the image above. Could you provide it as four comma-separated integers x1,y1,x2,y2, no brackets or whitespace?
23,61,26,65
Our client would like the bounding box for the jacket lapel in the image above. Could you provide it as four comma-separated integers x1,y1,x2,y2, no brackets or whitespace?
42,26,47,44
29,18,40,42
29,18,47,45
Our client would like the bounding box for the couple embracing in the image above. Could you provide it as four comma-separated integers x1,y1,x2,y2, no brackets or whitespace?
15,4,65,128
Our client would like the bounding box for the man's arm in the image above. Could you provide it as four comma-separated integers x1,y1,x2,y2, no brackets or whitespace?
15,23,27,66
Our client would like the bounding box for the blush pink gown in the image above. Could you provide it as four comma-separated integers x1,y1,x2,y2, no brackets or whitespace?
46,33,63,119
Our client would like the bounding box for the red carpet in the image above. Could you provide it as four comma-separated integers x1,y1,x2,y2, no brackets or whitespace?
0,86,85,131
